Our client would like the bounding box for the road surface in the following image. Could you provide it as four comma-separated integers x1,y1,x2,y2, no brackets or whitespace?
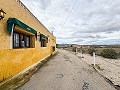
18,49,116,90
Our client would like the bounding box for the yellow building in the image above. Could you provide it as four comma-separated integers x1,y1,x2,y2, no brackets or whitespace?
0,0,56,82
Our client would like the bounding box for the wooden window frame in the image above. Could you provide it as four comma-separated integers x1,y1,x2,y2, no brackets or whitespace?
13,31,31,49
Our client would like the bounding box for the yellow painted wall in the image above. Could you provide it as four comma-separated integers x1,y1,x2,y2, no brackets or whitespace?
0,0,56,82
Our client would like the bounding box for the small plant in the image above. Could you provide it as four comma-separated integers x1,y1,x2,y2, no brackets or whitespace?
100,49,118,59
88,48,96,56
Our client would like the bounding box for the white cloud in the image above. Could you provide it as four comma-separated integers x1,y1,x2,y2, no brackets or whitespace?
21,0,120,45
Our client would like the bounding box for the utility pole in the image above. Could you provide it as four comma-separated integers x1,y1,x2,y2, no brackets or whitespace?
81,50,83,58
51,30,54,35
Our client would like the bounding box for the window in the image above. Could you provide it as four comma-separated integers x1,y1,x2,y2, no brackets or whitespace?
13,31,31,48
41,39,47,47
40,34,48,47
26,36,30,47
52,46,55,52
13,33,19,48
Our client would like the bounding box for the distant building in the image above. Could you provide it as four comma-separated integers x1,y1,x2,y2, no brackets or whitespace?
57,44,71,48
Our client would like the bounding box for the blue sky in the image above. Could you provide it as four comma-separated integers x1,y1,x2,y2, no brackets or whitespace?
21,0,120,45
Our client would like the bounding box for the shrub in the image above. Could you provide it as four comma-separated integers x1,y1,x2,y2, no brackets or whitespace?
118,52,120,58
81,49,85,54
100,49,118,59
77,48,85,54
72,47,76,52
88,48,96,56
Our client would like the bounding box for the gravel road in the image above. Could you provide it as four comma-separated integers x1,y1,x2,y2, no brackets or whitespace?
18,49,116,90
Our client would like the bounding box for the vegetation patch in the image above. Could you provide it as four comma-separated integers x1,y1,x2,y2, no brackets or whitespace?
100,49,118,59
88,48,96,56
72,47,76,52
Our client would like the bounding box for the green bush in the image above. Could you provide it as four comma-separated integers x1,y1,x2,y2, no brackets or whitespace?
88,48,96,56
100,49,118,59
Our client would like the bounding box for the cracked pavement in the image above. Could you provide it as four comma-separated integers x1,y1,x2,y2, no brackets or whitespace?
18,49,116,90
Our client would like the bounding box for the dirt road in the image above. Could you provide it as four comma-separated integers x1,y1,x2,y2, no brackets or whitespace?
77,53,120,87
18,49,116,90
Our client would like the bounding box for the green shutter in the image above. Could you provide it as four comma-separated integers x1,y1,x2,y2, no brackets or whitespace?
7,18,37,38
40,34,48,41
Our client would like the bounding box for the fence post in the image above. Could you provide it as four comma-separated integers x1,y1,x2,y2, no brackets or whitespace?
81,50,83,57
93,52,96,66
76,47,77,54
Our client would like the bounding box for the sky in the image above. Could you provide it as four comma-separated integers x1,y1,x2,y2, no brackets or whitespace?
21,0,120,45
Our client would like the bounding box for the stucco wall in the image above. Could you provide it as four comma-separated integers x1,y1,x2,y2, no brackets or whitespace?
0,0,56,82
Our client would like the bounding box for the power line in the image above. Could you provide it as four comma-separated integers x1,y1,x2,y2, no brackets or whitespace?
60,0,78,31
